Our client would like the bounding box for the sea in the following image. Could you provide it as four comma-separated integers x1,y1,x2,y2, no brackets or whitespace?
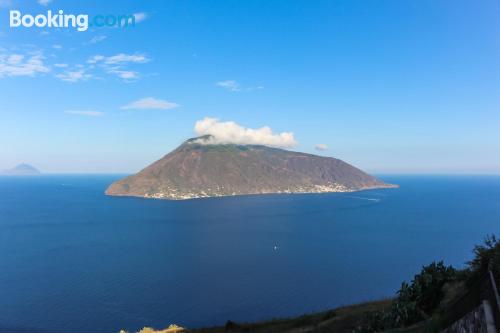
0,175,499,333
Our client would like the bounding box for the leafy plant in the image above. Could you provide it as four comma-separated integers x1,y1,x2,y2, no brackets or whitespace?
354,262,456,332
467,235,500,285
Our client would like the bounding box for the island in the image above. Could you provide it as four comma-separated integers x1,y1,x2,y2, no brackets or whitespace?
1,163,41,175
106,135,397,200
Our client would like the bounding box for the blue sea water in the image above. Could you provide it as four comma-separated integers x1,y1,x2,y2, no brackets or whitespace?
0,175,499,333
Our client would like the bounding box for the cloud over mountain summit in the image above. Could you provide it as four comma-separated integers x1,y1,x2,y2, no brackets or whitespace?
194,117,297,148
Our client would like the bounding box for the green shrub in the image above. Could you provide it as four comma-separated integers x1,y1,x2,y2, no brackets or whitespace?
354,236,500,332
467,235,500,286
354,262,456,332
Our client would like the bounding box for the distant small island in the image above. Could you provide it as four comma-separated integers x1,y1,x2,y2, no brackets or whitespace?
1,163,41,176
106,135,397,200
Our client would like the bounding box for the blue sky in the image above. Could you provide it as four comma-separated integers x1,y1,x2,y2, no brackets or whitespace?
0,0,499,173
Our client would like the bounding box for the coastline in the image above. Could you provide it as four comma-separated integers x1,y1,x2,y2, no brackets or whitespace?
106,183,399,201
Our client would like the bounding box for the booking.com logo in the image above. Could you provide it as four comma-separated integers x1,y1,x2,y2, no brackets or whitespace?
9,10,137,32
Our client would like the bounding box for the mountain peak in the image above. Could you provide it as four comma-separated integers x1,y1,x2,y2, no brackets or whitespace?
185,134,215,144
2,163,41,175
183,135,284,152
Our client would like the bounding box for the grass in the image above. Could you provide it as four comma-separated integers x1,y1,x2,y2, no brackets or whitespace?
188,299,392,333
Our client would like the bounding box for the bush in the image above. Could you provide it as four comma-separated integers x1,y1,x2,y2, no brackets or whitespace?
466,235,500,286
355,236,500,332
355,262,456,332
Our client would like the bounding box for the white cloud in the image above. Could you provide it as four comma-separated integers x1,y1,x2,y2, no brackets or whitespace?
87,53,149,65
37,0,52,6
126,12,148,25
194,117,297,148
54,63,68,68
315,144,328,151
121,97,179,110
0,52,50,78
87,55,105,64
7,54,23,64
216,80,240,92
105,53,148,65
64,110,103,117
52,44,62,49
55,69,91,82
86,53,149,81
133,12,147,23
215,80,263,92
109,70,138,80
88,35,107,44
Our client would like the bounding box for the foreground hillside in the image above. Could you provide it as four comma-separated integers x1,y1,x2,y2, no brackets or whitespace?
190,300,394,333
107,135,396,200
123,300,394,333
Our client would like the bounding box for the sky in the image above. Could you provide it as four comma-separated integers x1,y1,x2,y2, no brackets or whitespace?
0,0,499,174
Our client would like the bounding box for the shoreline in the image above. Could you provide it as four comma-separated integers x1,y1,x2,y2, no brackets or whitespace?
106,183,399,201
